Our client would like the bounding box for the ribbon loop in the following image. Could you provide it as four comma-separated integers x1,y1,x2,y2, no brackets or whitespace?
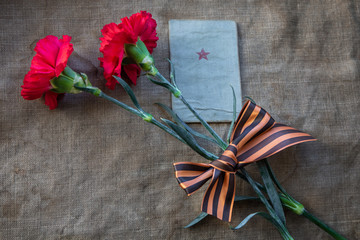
174,162,213,196
174,100,316,222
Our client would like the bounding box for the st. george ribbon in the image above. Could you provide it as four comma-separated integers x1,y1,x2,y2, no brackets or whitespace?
173,100,316,222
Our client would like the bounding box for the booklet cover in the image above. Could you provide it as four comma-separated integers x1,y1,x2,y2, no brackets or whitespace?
169,20,242,122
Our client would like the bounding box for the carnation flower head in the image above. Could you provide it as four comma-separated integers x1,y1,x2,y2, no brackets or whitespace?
121,11,158,54
99,11,159,89
21,35,93,109
21,35,74,109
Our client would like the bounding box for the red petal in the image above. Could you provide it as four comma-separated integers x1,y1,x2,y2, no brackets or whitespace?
122,11,158,53
22,35,74,102
21,87,48,100
120,17,138,44
33,35,61,70
122,64,140,85
21,71,53,100
55,35,74,76
44,91,59,110
100,23,122,52
99,31,127,90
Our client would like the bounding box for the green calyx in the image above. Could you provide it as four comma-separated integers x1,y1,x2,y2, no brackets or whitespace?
124,39,157,74
50,67,92,94
76,85,102,96
280,194,304,215
140,56,158,74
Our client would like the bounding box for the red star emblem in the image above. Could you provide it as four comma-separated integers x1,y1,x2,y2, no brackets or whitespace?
196,48,210,60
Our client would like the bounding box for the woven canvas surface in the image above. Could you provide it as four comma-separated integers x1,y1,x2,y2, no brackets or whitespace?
0,0,359,239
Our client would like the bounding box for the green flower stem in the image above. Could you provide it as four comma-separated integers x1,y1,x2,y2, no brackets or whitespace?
75,85,186,144
238,169,346,240
148,117,186,144
155,71,227,150
99,92,185,143
279,228,295,240
302,209,347,240
78,83,345,239
237,170,345,239
178,95,228,150
278,187,347,240
264,160,347,240
241,168,294,240
99,91,141,116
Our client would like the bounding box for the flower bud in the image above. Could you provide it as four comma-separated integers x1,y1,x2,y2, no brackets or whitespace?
124,39,158,75
50,67,92,94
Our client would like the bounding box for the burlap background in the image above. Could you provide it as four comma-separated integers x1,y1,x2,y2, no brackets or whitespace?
1,0,359,239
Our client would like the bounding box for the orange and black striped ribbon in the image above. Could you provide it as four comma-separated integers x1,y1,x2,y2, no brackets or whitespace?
174,100,316,222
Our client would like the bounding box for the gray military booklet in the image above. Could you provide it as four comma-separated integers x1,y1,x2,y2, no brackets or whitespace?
169,20,242,122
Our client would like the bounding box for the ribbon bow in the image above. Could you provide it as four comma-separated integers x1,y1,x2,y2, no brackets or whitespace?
174,101,316,222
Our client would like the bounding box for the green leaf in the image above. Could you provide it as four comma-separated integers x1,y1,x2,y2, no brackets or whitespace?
113,75,144,112
232,212,274,230
235,168,298,239
232,211,294,240
235,171,265,191
147,75,171,87
97,91,143,117
244,96,256,104
185,196,259,228
167,59,178,87
240,169,281,221
227,86,237,143
156,103,219,145
241,168,274,215
240,168,293,239
178,95,228,150
257,160,286,225
147,76,181,98
184,212,208,228
264,159,288,196
234,195,259,201
162,118,218,160
153,71,227,150
148,118,185,144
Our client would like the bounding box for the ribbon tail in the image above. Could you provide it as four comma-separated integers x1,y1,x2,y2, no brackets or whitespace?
201,169,236,222
173,162,213,196
237,123,317,164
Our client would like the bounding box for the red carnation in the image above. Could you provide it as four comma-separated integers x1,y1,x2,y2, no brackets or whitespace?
21,35,74,110
99,11,158,89
121,11,158,54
